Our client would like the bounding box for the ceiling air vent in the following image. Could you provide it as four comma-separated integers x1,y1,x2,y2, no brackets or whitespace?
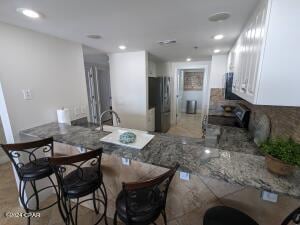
208,12,231,22
158,40,176,46
86,34,102,39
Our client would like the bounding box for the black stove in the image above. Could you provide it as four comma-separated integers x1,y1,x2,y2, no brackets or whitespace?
208,104,251,128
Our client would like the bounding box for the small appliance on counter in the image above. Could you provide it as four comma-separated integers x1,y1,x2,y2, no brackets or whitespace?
208,103,250,128
57,108,71,125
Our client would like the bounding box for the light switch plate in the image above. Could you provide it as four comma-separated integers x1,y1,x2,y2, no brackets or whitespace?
122,158,131,166
180,171,190,181
261,191,278,203
22,89,32,100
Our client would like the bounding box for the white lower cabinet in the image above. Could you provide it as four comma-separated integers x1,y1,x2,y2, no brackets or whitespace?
228,0,300,106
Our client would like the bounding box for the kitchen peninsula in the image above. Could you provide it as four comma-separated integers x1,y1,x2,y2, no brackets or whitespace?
20,122,300,198
13,122,299,223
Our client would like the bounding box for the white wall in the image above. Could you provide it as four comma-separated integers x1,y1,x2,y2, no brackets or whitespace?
209,55,228,89
0,22,89,140
0,116,8,164
109,51,148,130
84,53,109,66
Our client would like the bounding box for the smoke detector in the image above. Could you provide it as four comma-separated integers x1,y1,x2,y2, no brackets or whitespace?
158,40,177,46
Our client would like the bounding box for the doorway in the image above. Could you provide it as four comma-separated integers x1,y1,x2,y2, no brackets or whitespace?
168,63,209,139
85,64,112,124
82,46,112,126
169,69,204,138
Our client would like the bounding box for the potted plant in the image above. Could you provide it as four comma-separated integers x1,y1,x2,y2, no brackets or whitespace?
260,138,300,176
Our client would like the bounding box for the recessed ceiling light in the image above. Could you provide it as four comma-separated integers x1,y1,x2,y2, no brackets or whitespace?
208,12,231,22
86,34,102,39
119,45,127,50
186,58,192,62
214,49,221,53
213,34,224,40
16,8,40,19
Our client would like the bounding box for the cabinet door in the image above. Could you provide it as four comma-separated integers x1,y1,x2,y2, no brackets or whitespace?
231,0,268,102
236,34,243,93
239,30,248,93
244,21,256,98
234,38,242,91
248,2,268,95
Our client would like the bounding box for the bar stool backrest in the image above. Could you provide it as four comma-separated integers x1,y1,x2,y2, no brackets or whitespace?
49,149,103,193
1,137,54,178
281,207,300,225
121,163,179,220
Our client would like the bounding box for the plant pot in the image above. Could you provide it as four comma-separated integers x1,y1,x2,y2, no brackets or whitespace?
265,154,295,176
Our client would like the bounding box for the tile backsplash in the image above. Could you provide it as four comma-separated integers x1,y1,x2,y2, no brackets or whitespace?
208,88,300,143
243,102,300,143
209,88,243,113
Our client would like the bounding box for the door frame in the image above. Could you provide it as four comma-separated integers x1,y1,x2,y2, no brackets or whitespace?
170,61,210,126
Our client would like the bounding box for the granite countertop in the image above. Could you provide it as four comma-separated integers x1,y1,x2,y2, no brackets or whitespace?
218,126,261,155
20,122,300,198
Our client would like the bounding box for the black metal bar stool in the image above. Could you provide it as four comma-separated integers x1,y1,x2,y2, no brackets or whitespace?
49,149,108,225
114,163,179,225
203,205,300,225
1,137,64,225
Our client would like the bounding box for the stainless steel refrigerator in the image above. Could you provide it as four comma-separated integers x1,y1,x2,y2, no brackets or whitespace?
149,77,171,132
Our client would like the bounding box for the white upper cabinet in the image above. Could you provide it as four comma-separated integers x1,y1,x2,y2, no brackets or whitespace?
229,0,300,106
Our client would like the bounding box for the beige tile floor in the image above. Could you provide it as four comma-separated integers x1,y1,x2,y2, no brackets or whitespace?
168,113,203,139
1,161,299,225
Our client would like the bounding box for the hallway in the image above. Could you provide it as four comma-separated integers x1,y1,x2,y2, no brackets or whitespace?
168,113,203,139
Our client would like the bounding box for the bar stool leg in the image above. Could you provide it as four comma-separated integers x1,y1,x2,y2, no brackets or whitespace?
18,180,31,225
162,209,167,225
48,175,67,222
93,184,108,225
99,183,108,225
67,198,76,225
75,198,79,225
30,180,40,210
93,191,99,214
113,211,118,225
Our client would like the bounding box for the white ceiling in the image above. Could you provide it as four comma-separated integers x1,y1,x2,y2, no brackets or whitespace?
0,0,259,62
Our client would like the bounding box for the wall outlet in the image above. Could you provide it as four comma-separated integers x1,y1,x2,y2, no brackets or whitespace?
261,191,278,203
180,171,190,181
76,146,86,153
122,158,131,166
22,89,32,100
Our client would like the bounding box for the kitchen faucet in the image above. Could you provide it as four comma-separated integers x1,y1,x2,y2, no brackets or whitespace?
99,110,121,131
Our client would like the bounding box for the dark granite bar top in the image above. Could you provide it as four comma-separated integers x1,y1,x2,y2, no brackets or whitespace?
20,122,300,198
